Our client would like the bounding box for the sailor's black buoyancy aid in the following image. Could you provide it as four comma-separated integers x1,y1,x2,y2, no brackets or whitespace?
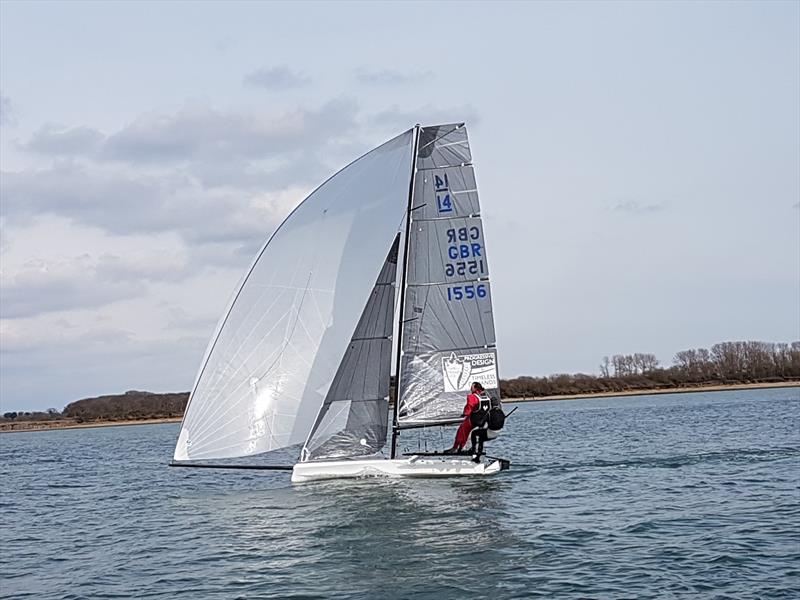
469,391,492,429
487,396,506,431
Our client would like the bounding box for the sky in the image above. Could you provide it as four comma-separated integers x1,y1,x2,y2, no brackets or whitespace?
1,1,798,411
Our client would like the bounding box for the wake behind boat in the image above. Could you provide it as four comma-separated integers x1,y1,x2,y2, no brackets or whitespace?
170,123,510,483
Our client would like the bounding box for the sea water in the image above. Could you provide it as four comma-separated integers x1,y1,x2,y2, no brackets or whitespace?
1,387,798,599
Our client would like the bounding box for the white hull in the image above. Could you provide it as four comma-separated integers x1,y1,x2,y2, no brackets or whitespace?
291,455,506,484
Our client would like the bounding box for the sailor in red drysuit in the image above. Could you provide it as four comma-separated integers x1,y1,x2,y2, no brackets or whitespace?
445,382,485,453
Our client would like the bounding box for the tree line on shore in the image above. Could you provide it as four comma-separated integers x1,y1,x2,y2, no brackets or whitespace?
2,340,798,423
501,340,800,398
2,391,189,423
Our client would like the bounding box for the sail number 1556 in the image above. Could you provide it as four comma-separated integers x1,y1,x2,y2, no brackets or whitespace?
446,284,487,301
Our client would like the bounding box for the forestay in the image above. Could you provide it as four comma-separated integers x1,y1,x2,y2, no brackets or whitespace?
174,130,414,461
397,124,499,426
301,235,400,461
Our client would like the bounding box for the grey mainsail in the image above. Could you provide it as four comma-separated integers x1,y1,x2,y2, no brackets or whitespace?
396,124,499,426
302,236,400,461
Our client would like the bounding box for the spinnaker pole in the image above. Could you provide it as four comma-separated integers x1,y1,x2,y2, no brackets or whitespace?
391,124,420,459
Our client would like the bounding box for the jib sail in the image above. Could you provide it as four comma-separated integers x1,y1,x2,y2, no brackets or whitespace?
301,236,400,461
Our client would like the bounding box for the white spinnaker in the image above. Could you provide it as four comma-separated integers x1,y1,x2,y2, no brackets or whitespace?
174,130,413,461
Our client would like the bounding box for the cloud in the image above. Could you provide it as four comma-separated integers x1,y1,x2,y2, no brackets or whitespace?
214,36,236,54
0,255,144,318
94,252,189,283
0,316,207,410
102,99,356,163
243,65,311,90
369,104,480,131
611,200,664,214
354,68,432,86
0,94,15,125
25,124,105,156
0,162,304,249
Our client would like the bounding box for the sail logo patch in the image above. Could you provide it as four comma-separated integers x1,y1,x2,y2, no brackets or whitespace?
442,351,498,392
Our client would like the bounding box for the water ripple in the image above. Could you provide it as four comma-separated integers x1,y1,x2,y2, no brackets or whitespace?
1,387,798,599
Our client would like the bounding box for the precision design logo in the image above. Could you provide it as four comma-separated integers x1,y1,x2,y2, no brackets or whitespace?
441,351,498,393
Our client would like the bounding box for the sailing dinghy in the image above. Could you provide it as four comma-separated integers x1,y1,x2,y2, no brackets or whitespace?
171,123,509,483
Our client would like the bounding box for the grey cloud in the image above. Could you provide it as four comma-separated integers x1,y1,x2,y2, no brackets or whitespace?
369,104,480,131
214,36,236,53
25,124,106,156
0,258,144,319
102,99,357,163
1,163,170,234
1,328,206,410
163,306,217,333
0,163,283,250
793,202,799,210
3,99,396,269
95,253,190,284
612,200,664,214
354,68,432,86
243,66,311,90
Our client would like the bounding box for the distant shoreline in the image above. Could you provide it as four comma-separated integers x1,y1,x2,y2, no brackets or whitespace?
0,416,183,434
2,381,798,433
504,380,800,403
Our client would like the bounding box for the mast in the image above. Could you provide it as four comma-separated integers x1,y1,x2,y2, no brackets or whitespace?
391,124,421,459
